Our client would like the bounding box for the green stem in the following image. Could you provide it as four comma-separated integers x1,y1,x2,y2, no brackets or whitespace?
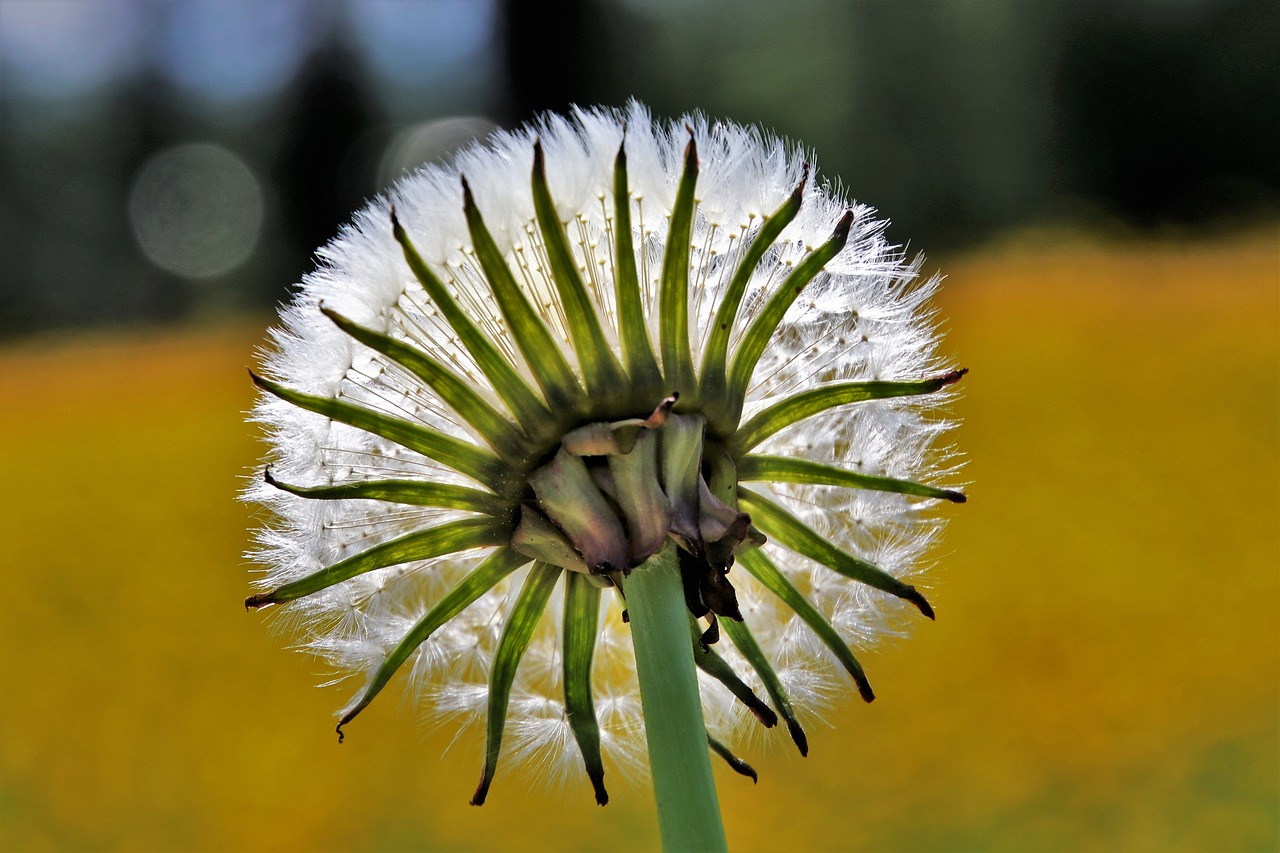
627,541,728,853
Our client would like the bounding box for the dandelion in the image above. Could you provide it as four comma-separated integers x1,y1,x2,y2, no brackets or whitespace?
245,101,964,849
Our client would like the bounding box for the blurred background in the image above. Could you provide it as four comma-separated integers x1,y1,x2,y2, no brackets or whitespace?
1,1,1276,850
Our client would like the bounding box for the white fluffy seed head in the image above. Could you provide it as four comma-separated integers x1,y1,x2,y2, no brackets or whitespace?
246,100,961,787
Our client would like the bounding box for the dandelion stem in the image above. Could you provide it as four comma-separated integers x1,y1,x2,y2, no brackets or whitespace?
627,540,728,853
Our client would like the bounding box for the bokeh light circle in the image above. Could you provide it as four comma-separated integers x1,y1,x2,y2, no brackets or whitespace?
378,116,499,188
128,142,264,279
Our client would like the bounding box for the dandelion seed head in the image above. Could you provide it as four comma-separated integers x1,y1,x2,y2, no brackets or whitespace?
246,101,963,799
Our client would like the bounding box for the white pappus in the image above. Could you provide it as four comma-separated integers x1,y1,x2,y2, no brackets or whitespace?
244,100,964,806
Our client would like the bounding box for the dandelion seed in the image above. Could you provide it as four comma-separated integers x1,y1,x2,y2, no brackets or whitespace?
245,102,964,841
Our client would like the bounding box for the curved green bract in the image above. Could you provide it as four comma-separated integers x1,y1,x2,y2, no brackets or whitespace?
689,621,777,728
472,562,563,806
249,371,508,493
245,516,507,609
529,448,628,573
607,429,671,567
707,733,758,783
264,469,508,516
699,169,805,413
392,210,552,436
729,370,967,453
321,308,531,459
336,547,528,738
737,455,966,503
716,211,853,433
611,141,664,399
661,413,706,545
660,136,699,398
510,504,588,574
531,141,628,400
562,572,608,805
462,179,585,415
738,488,935,620
737,548,875,703
720,617,808,755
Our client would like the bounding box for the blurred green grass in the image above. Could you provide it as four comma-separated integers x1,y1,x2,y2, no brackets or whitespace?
1,230,1276,851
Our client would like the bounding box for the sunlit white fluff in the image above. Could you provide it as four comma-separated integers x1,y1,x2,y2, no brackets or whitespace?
246,100,959,787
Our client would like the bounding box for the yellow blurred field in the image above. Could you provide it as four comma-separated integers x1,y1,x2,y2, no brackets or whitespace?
1,230,1276,851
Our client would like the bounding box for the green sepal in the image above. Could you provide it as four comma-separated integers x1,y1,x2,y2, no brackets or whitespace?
462,178,585,415
264,468,508,516
529,448,628,574
472,562,563,806
702,442,739,504
736,454,966,503
561,392,675,457
245,516,507,609
707,733,758,783
729,369,968,453
660,413,706,548
531,140,628,400
606,429,671,566
562,571,609,805
659,134,699,398
392,208,553,437
696,478,752,569
738,488,934,620
720,617,808,756
699,166,806,415
320,307,531,460
699,443,755,570
689,616,778,729
611,139,664,399
510,503,588,574
563,420,646,456
715,210,854,434
737,548,875,702
249,370,508,493
336,547,528,738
